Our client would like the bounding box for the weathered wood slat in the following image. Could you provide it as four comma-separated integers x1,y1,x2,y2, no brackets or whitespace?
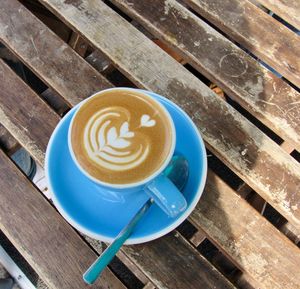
2,49,299,289
0,59,234,289
104,231,236,289
0,59,59,165
38,0,300,231
109,0,300,151
183,0,300,87
0,0,112,107
1,1,298,286
0,3,232,285
19,0,72,43
122,232,235,289
256,0,300,31
190,171,300,289
116,250,152,285
0,149,126,289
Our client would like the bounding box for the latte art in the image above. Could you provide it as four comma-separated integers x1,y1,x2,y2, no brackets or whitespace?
70,89,174,185
84,107,156,171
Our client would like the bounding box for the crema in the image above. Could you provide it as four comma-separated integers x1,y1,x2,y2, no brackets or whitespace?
70,89,173,185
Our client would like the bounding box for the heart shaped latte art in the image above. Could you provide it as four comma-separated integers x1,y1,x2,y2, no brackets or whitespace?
83,107,156,171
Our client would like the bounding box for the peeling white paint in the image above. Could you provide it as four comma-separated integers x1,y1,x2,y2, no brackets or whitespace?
194,41,200,47
243,75,264,97
164,0,172,15
241,148,248,156
291,204,298,211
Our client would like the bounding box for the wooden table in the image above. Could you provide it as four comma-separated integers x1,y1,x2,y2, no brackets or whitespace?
0,0,299,288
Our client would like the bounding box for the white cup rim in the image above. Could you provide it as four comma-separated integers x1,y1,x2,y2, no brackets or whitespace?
68,87,176,189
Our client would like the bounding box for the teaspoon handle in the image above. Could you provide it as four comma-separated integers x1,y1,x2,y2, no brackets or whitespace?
83,198,154,284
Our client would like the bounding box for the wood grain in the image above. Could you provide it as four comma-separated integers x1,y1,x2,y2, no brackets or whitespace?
189,171,300,289
0,53,235,289
0,150,126,289
2,52,299,289
38,0,300,231
0,59,59,165
109,0,300,151
2,1,300,287
122,232,235,289
183,0,300,87
256,0,300,31
0,0,112,107
19,0,72,42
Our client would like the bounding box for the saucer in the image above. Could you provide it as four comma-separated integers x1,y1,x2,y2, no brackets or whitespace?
45,90,207,244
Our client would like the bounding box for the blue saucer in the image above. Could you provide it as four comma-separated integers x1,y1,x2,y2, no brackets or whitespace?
45,91,207,244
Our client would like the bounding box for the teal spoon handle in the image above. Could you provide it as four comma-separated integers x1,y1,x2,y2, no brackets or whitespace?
83,198,154,284
83,155,188,284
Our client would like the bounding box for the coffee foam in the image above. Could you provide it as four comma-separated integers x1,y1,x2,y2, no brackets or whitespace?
83,106,151,171
70,90,173,185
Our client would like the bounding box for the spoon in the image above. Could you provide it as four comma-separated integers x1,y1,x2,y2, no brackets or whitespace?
83,155,188,284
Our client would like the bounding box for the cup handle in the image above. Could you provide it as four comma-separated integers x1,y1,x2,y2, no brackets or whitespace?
144,175,187,218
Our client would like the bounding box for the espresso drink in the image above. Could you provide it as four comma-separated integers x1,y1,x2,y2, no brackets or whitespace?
70,89,174,185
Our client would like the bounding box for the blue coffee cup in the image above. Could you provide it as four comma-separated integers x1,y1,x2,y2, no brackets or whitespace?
68,88,187,218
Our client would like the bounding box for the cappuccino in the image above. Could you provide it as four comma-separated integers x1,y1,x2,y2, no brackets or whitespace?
70,89,174,185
